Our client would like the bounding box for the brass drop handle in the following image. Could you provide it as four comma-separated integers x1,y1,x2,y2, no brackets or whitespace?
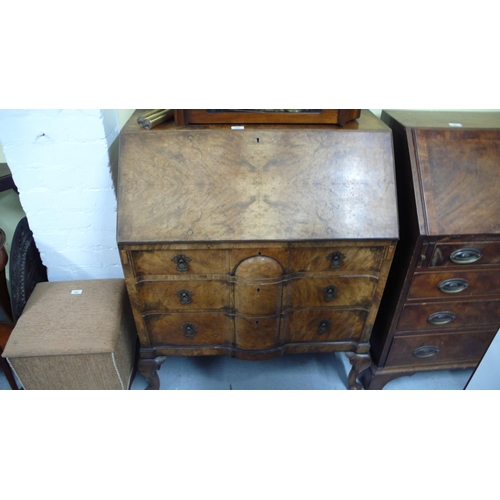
317,320,331,335
438,278,469,294
176,289,194,305
413,346,440,358
323,285,338,302
427,311,456,325
450,248,482,265
327,251,346,269
172,254,191,272
181,323,197,339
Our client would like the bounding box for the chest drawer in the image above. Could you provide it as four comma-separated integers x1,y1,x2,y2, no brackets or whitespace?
285,309,368,344
397,299,500,332
408,270,500,299
289,246,385,273
385,330,497,368
131,249,229,277
136,279,230,312
430,242,500,268
287,276,377,308
144,312,232,346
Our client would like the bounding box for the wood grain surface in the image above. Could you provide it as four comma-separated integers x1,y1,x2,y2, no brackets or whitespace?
413,128,500,235
118,114,397,243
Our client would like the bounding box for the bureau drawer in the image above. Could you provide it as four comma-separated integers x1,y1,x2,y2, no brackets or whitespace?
288,276,377,308
285,309,368,343
397,299,500,332
144,312,231,346
430,242,500,268
136,280,230,312
408,271,500,299
385,330,497,368
235,316,281,350
131,249,228,277
290,246,385,273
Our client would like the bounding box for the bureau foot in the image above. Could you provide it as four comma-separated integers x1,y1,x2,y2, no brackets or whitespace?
360,367,402,390
362,366,438,390
345,353,371,390
138,356,167,390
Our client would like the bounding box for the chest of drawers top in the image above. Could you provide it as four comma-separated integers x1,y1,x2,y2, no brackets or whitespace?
382,110,500,237
117,110,398,245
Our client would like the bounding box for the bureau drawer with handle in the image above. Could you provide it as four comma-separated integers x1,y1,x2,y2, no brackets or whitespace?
131,249,229,277
287,276,378,308
430,242,500,268
136,279,230,312
397,299,500,332
289,246,385,273
285,309,368,343
385,330,497,367
144,312,232,346
408,271,500,299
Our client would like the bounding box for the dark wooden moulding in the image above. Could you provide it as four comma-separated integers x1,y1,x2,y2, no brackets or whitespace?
117,110,398,390
174,109,361,127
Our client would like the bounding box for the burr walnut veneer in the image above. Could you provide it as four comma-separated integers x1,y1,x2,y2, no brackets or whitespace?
117,110,398,389
365,110,500,389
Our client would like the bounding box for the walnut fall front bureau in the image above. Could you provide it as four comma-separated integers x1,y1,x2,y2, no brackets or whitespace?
117,110,398,389
365,110,500,389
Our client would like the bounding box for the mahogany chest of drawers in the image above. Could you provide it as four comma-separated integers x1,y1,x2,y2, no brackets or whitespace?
117,110,398,389
366,110,500,389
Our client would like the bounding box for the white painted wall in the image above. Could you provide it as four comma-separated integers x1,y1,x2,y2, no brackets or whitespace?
0,110,126,281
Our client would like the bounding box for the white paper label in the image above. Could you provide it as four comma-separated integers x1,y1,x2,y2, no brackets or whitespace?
449,123,463,127
231,126,245,130
71,290,83,295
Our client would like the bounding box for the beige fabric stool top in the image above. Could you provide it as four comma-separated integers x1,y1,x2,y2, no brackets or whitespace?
2,279,137,390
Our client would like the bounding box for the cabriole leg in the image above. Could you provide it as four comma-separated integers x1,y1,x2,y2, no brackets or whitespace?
345,352,371,390
138,356,167,390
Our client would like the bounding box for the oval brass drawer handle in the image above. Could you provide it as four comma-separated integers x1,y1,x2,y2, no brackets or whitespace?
427,311,456,325
180,323,197,339
450,248,482,265
438,278,469,294
413,346,440,358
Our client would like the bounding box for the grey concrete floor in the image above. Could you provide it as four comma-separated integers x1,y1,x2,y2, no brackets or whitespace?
128,352,473,390
0,352,473,390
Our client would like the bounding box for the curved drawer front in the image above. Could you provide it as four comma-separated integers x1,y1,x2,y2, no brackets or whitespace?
385,330,497,368
230,248,289,274
131,249,228,277
290,246,385,273
235,316,281,350
234,255,284,316
285,309,368,343
288,276,377,308
408,271,500,299
144,312,231,346
430,242,500,268
137,280,230,312
398,299,500,332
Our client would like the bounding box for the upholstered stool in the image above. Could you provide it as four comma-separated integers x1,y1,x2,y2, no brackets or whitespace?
2,279,137,390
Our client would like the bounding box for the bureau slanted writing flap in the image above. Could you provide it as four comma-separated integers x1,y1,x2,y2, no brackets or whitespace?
412,127,500,236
